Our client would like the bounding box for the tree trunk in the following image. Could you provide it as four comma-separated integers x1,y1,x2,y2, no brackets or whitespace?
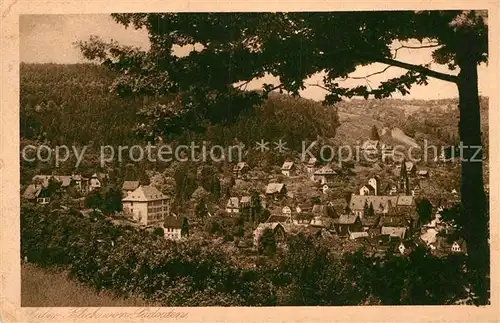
456,53,489,304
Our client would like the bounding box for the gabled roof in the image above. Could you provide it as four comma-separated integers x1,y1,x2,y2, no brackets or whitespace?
266,214,291,223
379,216,408,227
350,231,369,239
397,195,415,206
32,175,53,187
307,157,317,165
266,183,285,194
57,176,72,187
122,181,140,191
226,197,239,209
163,216,186,229
255,222,284,233
453,238,467,251
381,227,406,239
122,185,168,202
335,214,359,225
349,195,398,212
310,216,334,228
23,184,41,199
295,213,314,222
360,185,375,193
281,161,294,170
313,166,336,175
361,215,380,227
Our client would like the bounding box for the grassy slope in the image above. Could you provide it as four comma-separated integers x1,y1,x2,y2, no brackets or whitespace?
21,263,151,307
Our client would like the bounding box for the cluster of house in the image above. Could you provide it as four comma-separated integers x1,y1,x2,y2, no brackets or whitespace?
249,155,465,257
23,174,187,241
22,173,108,204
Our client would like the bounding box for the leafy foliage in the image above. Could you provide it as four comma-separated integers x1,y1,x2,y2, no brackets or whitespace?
21,203,472,305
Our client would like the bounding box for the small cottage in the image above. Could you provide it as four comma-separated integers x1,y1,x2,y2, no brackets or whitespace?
451,238,467,254
281,206,292,216
253,222,287,247
22,184,51,204
225,197,240,214
306,157,318,173
163,216,189,240
334,214,362,236
233,162,250,178
240,196,251,208
265,183,287,198
396,241,415,256
381,226,407,240
313,166,337,184
359,185,375,196
293,213,314,225
281,161,295,177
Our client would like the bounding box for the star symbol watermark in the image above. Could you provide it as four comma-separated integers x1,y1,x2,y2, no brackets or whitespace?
255,139,270,152
274,139,288,153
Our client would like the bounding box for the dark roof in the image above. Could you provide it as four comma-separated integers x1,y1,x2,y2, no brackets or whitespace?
295,213,313,221
266,215,291,223
23,184,41,199
379,216,408,227
361,215,380,227
163,216,186,229
335,214,359,225
122,181,140,191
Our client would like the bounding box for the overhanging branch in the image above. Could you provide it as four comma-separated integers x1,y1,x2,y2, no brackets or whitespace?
367,55,458,83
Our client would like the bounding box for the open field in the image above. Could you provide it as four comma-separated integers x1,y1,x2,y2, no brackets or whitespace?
21,263,150,307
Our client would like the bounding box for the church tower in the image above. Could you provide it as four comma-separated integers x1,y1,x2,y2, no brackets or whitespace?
399,159,410,195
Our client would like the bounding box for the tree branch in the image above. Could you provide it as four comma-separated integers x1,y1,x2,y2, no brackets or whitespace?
365,55,458,83
347,65,393,80
393,43,442,58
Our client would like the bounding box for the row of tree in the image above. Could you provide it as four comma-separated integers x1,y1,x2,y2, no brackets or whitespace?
21,202,473,305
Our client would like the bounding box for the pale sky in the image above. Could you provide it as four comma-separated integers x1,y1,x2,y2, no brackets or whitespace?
20,14,491,101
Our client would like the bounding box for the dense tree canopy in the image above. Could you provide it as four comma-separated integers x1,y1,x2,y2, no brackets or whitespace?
78,10,489,304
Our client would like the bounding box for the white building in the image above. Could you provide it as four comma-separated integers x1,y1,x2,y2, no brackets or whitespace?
163,215,188,240
368,177,379,195
122,185,170,226
359,185,375,196
88,173,105,191
281,161,295,177
226,197,240,214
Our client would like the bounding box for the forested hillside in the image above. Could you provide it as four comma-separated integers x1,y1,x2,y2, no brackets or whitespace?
20,63,339,149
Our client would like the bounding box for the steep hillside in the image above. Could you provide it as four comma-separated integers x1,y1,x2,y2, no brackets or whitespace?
20,63,488,155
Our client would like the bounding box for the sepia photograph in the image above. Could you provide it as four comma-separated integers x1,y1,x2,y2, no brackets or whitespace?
11,8,494,315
